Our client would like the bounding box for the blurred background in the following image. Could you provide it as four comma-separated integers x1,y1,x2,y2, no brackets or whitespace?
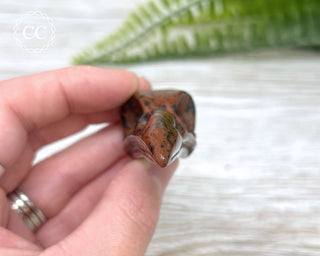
1,0,320,255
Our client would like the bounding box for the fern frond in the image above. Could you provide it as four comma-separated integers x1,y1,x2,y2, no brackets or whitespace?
72,0,320,65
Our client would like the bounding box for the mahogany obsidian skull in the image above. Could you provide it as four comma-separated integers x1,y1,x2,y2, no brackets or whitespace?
121,90,196,167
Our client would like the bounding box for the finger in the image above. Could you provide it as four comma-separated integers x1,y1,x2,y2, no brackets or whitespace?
0,111,115,192
28,111,115,151
139,77,151,91
0,66,139,169
0,144,34,193
36,157,130,247
46,160,178,256
0,188,40,251
0,227,41,251
0,66,139,130
18,125,125,219
29,76,151,151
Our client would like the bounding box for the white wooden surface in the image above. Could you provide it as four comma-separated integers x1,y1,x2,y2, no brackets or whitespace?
1,0,320,255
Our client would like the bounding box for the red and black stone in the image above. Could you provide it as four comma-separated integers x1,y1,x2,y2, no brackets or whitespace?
121,90,196,167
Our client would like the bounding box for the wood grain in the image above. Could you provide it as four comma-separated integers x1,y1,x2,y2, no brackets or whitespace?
0,0,320,255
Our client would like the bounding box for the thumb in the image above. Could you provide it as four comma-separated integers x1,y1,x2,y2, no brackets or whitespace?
45,159,178,256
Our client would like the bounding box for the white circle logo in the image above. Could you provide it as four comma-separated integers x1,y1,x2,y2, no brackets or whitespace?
13,11,55,53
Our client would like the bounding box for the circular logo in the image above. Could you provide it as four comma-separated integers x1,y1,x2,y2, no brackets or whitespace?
13,11,55,53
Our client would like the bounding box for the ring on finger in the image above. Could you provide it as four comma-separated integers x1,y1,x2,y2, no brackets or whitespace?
8,190,47,232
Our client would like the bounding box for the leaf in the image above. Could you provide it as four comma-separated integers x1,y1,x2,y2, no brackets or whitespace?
72,0,320,65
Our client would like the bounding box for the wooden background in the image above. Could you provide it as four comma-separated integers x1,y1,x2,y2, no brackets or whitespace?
1,0,320,255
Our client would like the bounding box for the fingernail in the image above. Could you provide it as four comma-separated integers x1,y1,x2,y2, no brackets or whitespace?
139,77,152,90
135,159,178,195
0,164,4,178
126,71,140,93
137,158,153,168
151,160,179,195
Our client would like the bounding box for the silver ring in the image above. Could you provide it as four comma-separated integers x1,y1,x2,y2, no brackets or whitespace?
8,190,47,232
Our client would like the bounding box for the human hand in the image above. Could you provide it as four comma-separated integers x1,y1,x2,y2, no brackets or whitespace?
0,66,178,256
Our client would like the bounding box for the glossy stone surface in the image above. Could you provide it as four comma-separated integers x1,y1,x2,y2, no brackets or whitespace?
121,90,196,167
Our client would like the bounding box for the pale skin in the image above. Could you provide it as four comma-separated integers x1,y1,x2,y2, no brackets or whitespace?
0,66,178,256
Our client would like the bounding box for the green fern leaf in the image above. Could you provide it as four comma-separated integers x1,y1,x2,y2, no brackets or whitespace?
72,0,320,65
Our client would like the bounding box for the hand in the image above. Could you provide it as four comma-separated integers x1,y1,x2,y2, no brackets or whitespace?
0,66,178,256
